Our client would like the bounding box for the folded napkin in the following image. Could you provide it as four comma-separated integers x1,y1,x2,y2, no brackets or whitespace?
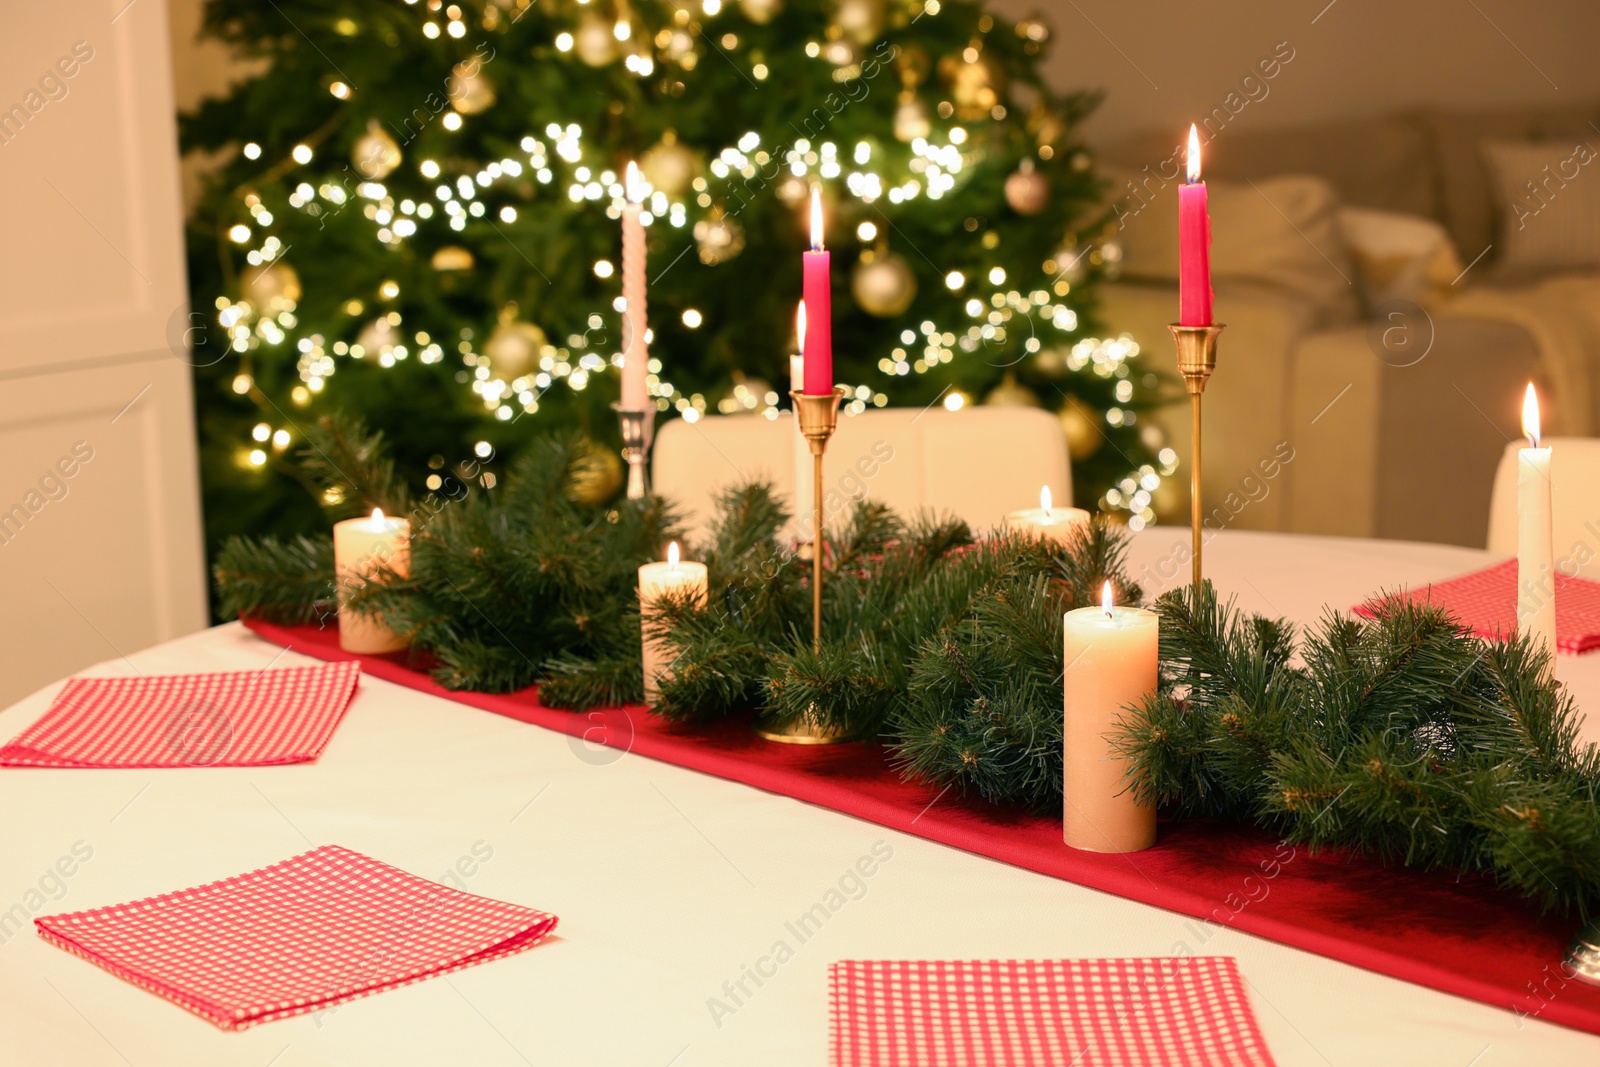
35,845,559,1030
829,958,1275,1067
1354,559,1600,654
0,661,361,768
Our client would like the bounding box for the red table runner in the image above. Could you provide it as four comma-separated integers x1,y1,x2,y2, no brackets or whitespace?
829,958,1276,1067
245,618,1600,1037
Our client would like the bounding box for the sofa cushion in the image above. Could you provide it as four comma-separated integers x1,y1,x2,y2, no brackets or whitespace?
1413,102,1600,263
1100,114,1437,219
1481,138,1600,277
1337,206,1463,307
1113,173,1362,326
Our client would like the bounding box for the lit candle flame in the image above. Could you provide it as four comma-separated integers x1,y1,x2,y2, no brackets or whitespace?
1523,382,1542,448
369,507,386,532
796,301,807,352
1039,485,1053,514
809,186,824,251
1101,580,1114,619
1186,124,1202,183
625,161,645,204
667,540,680,569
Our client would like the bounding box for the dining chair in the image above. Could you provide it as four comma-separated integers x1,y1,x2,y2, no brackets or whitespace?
652,405,1073,542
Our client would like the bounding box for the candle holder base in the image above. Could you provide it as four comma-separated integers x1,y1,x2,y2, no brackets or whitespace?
1167,324,1224,586
754,711,854,745
1569,920,1600,987
614,404,656,501
791,386,847,654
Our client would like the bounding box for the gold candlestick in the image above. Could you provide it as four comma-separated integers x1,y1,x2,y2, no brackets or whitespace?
614,403,655,501
1168,323,1224,586
755,385,851,745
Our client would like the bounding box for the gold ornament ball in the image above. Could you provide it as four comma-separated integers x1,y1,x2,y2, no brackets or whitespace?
565,438,625,506
694,210,745,265
738,0,783,23
1033,346,1069,378
574,12,619,66
242,259,302,314
1058,395,1103,460
431,246,476,272
356,316,402,360
851,251,917,317
447,60,496,115
1004,162,1050,216
939,51,1005,120
485,316,549,381
893,93,932,143
1150,472,1185,521
351,120,401,180
982,373,1039,408
832,0,886,45
640,134,698,197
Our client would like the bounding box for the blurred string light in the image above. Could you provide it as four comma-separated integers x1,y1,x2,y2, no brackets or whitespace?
216,0,1162,525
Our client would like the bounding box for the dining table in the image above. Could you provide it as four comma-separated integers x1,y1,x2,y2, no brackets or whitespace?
2,527,1597,1066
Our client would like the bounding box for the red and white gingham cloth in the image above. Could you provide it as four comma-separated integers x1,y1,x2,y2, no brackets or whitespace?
828,958,1276,1067
1355,559,1600,654
0,661,361,768
35,845,559,1030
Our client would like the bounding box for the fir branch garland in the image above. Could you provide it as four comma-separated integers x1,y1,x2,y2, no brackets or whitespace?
213,534,334,624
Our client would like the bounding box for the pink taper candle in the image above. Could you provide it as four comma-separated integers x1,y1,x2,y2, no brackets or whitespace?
1177,124,1214,327
802,186,833,395
620,162,650,410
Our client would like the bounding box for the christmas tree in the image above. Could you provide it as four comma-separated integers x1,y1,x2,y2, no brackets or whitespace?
182,0,1173,572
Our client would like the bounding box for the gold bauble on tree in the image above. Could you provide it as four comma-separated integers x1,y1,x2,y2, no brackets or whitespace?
574,11,619,66
893,92,932,143
430,246,475,272
351,120,401,180
447,59,496,115
851,250,917,317
832,0,886,45
939,47,1005,120
485,305,549,381
640,132,698,197
565,436,626,505
355,316,402,360
983,372,1039,408
1004,160,1050,216
1057,394,1103,460
242,259,301,314
694,207,745,265
738,0,783,23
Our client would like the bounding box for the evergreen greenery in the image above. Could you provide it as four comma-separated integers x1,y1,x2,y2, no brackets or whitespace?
212,412,1600,917
1115,583,1600,917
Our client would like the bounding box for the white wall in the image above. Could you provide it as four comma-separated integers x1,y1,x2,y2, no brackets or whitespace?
992,0,1600,142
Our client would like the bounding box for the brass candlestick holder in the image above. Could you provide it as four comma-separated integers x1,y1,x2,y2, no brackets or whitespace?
614,404,655,501
755,385,852,745
1569,920,1600,987
1167,323,1224,586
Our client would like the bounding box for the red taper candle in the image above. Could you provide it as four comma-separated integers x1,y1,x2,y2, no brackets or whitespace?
1178,124,1214,327
802,186,833,394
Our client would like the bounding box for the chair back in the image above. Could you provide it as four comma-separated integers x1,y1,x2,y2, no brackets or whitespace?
652,406,1073,542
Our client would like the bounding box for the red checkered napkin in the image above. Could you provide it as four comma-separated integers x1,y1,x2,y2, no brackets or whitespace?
829,958,1276,1067
35,845,559,1030
1355,559,1600,654
0,661,361,768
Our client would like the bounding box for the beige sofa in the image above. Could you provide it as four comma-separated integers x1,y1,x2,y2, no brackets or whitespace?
1100,104,1600,547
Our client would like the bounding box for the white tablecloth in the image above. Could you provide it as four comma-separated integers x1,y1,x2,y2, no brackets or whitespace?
1,529,1596,1065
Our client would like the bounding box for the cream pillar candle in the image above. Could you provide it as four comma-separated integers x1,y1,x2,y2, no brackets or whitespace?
1518,382,1556,656
638,541,709,704
1063,582,1158,853
333,507,411,654
1005,486,1090,544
